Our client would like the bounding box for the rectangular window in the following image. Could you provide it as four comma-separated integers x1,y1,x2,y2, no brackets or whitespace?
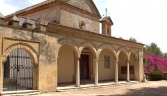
121,66,134,74
104,55,110,69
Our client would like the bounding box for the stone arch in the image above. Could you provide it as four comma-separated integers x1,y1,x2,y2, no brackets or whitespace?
97,44,116,59
57,38,79,58
58,38,78,47
99,44,116,51
2,43,38,65
129,49,138,61
116,47,128,59
98,44,117,81
128,49,139,80
79,41,97,58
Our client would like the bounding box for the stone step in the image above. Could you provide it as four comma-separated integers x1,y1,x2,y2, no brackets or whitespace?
57,81,141,92
2,90,40,96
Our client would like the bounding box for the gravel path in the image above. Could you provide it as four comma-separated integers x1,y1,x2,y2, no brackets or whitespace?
35,80,167,96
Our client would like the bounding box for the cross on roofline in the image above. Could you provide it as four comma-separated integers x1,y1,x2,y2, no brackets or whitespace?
103,8,110,17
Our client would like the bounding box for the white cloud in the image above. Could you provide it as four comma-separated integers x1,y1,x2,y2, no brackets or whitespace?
0,0,17,16
103,0,167,52
28,0,45,5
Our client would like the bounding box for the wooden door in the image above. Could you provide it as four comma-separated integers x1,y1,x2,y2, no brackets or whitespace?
80,55,89,80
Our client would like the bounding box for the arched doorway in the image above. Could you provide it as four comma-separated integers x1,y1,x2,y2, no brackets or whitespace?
118,51,128,81
3,48,34,91
80,47,96,83
98,49,116,82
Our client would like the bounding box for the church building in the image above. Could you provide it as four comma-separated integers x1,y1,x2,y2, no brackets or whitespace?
0,0,144,94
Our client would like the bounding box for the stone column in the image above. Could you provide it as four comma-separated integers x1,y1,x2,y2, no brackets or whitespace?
94,59,98,86
127,61,130,82
139,49,144,81
0,62,3,94
0,38,3,94
56,56,58,90
115,60,118,83
76,58,80,87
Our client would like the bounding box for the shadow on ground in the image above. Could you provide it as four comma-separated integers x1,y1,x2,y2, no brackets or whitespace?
114,86,167,96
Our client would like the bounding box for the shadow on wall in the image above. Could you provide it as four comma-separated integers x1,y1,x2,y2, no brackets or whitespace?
112,86,167,96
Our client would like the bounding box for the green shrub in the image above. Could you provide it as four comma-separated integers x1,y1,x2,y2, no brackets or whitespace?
149,71,164,80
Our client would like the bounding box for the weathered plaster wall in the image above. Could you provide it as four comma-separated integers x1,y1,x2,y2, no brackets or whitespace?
98,49,115,81
0,25,58,93
57,44,75,83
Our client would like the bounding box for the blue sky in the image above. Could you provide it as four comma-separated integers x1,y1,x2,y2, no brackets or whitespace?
0,0,167,53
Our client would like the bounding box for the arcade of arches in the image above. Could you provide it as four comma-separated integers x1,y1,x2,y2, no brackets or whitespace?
0,34,144,94
57,40,143,87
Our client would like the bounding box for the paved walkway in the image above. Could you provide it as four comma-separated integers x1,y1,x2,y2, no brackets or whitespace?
57,80,139,91
34,80,167,96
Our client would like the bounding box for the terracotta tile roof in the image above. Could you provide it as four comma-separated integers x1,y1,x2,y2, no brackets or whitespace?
100,16,114,25
5,0,101,18
5,0,57,18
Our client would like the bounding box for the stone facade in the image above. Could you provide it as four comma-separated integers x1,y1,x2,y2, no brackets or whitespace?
0,0,144,94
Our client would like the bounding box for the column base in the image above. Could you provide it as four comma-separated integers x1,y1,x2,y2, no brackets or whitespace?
94,83,98,86
75,85,81,87
126,80,130,82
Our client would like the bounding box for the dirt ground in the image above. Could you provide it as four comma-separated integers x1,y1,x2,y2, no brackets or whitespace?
35,80,167,96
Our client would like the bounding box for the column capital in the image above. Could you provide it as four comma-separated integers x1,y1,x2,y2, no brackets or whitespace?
115,59,119,62
76,57,80,60
94,58,99,61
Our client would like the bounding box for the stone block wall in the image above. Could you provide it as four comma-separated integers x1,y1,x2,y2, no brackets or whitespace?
60,8,99,33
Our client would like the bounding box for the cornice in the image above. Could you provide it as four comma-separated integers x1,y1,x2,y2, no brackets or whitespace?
47,23,144,49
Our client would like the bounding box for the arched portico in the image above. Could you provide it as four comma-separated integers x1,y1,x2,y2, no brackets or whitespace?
98,45,116,83
57,38,79,87
118,51,128,81
79,41,98,86
0,43,39,92
115,47,129,83
79,41,97,58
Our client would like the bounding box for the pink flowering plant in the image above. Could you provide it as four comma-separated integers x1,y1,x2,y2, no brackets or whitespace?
144,54,167,73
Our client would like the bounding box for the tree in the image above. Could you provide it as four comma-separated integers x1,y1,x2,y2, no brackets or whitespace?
144,54,167,73
129,37,137,42
163,53,167,59
144,42,163,57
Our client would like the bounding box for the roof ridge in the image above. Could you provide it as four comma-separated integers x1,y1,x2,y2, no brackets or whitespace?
5,0,51,18
5,0,101,19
